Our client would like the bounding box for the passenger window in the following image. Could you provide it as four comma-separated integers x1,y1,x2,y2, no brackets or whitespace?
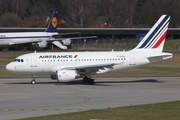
21,59,24,62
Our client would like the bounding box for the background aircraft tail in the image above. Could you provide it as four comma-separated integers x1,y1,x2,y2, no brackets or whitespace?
133,14,170,52
45,8,58,32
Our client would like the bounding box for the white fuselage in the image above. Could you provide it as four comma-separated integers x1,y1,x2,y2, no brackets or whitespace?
6,50,172,75
0,32,58,46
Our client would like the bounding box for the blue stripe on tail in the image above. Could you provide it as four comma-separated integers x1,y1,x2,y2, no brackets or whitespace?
145,19,169,48
138,15,170,48
45,8,59,32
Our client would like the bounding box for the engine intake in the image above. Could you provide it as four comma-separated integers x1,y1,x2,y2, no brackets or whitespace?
51,70,80,82
61,38,71,46
36,41,47,48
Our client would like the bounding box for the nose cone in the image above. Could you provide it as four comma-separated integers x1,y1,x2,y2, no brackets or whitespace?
6,63,15,72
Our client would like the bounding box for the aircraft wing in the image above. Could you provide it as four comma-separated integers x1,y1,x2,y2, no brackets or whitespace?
65,63,118,69
51,62,124,74
49,36,97,41
57,62,124,75
7,35,97,50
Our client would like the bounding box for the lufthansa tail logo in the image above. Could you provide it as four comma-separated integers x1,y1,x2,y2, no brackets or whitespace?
52,17,57,28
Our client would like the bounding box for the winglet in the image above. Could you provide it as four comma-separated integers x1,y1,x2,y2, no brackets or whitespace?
45,8,59,32
132,14,170,52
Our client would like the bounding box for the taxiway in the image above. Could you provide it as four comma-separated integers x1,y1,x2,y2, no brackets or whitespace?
0,77,180,120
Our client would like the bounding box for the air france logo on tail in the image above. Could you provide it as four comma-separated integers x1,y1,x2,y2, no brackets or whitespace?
137,15,170,50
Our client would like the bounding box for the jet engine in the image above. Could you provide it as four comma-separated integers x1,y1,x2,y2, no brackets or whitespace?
51,70,80,82
36,41,48,48
61,38,71,46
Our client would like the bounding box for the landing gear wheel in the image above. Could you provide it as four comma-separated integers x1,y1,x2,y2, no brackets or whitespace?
83,77,89,83
88,79,94,84
83,77,94,85
31,79,36,85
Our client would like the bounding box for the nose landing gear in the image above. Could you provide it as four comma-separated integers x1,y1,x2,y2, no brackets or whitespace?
31,74,36,85
31,79,36,85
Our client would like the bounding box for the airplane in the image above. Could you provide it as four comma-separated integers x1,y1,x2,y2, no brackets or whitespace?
0,8,97,51
6,14,173,85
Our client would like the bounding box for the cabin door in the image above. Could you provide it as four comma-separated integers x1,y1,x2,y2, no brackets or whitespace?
31,55,37,67
129,53,136,65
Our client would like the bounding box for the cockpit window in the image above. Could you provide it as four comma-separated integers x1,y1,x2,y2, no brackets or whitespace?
13,59,17,62
13,59,24,62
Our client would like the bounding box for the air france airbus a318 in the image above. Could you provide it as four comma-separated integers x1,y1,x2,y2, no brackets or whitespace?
6,14,173,84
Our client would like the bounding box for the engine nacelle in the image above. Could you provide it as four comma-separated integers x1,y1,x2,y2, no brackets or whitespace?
36,41,47,48
61,38,71,46
52,70,80,82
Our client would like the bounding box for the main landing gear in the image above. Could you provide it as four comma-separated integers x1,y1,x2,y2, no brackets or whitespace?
83,76,94,84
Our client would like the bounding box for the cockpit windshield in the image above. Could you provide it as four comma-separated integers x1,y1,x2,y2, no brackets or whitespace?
13,59,24,62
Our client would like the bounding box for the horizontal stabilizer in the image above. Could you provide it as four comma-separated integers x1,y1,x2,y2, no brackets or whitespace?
147,53,173,60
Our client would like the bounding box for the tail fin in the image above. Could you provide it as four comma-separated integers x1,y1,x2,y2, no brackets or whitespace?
133,14,170,52
45,8,59,32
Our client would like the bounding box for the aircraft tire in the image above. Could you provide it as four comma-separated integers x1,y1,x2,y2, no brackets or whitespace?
31,80,36,85
83,77,94,84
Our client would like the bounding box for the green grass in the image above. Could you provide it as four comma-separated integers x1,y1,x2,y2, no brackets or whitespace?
164,39,180,51
18,101,180,120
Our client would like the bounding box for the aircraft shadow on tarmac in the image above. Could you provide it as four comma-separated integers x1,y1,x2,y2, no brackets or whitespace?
5,78,163,86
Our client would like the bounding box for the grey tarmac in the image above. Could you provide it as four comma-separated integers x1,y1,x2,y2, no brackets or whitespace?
0,77,180,120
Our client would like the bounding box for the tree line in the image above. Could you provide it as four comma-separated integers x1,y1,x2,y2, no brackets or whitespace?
0,0,179,28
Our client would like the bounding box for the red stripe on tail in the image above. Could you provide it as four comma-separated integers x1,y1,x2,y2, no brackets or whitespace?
152,31,167,48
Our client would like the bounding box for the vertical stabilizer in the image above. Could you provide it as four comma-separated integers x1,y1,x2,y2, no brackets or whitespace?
133,15,170,52
45,8,59,32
